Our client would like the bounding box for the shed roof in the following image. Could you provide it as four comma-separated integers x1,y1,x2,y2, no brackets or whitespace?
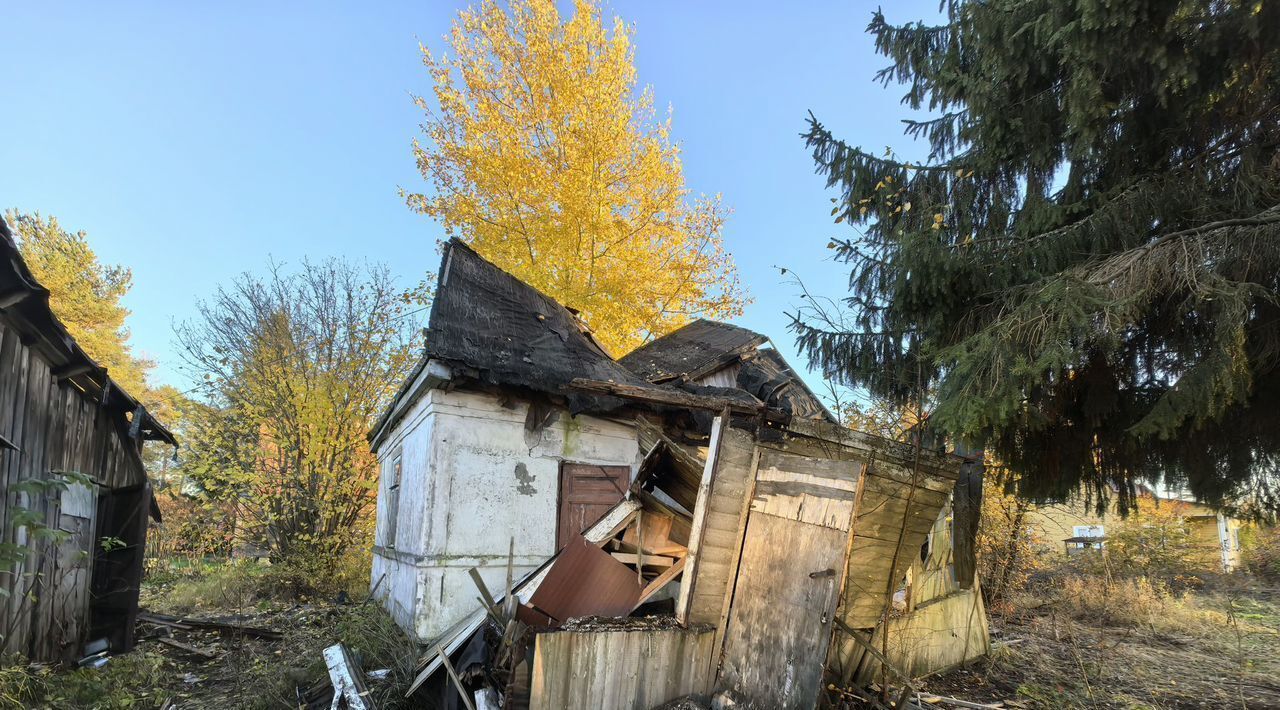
0,217,174,446
619,319,767,382
420,239,687,412
736,348,835,422
621,319,836,423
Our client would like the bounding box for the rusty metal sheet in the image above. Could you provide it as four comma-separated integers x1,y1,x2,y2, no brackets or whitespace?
527,537,642,623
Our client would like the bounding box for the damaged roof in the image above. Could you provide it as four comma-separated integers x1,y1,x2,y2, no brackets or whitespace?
377,239,839,440
421,239,667,410
619,319,766,382
737,348,834,422
622,320,836,423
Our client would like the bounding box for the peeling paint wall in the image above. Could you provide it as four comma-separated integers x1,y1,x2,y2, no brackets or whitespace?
371,387,641,642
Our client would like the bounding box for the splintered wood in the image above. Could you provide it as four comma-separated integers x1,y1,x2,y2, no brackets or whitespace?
324,643,378,710
678,420,757,626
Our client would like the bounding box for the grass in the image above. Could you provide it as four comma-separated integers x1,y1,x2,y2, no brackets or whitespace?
0,651,173,710
922,573,1280,709
0,558,424,710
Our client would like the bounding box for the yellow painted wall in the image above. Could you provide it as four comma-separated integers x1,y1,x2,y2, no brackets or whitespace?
1023,492,1245,571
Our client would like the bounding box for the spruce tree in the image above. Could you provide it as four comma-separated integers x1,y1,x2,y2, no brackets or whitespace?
796,0,1280,514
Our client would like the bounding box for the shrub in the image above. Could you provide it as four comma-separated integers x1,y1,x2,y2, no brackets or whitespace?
1054,575,1227,637
977,467,1049,611
1102,499,1218,580
1242,525,1280,582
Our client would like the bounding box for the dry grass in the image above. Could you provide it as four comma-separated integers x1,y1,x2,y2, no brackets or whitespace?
0,651,172,710
921,574,1280,709
137,562,423,709
0,561,424,709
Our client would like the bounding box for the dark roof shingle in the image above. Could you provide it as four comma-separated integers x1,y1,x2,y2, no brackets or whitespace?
618,319,767,382
422,239,662,411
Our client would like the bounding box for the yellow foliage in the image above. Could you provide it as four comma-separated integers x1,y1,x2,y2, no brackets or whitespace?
7,210,153,395
407,0,747,354
176,259,415,568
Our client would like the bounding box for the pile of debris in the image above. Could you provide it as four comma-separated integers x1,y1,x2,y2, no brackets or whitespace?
132,610,283,663
401,424,714,709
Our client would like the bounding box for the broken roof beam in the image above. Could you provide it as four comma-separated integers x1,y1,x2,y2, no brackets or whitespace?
568,378,763,414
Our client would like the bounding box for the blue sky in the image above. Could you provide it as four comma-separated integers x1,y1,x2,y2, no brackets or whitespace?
0,1,942,398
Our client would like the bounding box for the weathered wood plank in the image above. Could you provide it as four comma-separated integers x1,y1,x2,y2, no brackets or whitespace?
851,587,990,683
530,627,715,710
680,421,757,626
719,512,848,709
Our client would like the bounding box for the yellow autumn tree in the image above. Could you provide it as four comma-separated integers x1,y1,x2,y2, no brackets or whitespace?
407,0,747,354
6,210,153,395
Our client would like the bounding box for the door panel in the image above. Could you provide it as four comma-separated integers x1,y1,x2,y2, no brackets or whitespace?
557,464,629,550
719,512,847,709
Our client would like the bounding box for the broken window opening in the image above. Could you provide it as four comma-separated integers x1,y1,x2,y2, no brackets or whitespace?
383,450,403,549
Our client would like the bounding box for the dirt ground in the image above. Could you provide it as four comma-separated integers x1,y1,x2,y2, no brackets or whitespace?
0,572,422,710
7,569,1280,709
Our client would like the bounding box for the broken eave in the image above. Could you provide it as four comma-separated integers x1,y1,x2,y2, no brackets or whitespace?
568,377,766,416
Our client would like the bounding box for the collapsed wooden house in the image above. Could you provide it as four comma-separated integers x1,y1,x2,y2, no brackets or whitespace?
370,239,988,708
0,218,175,664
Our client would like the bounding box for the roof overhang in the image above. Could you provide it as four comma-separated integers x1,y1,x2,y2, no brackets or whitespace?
368,357,454,450
0,218,176,447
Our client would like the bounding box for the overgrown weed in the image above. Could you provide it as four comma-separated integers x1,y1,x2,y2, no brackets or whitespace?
0,651,172,710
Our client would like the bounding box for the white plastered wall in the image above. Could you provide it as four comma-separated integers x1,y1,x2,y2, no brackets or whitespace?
371,387,641,642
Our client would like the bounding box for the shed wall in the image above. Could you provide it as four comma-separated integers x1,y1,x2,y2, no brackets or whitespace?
371,387,641,642
530,626,716,710
0,319,149,662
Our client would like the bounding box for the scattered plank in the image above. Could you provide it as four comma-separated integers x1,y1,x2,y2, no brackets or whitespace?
917,694,1004,709
140,610,282,640
437,644,477,710
137,614,193,631
323,643,378,710
156,637,217,660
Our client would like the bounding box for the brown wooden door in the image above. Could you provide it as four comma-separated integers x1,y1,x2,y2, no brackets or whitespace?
557,464,630,550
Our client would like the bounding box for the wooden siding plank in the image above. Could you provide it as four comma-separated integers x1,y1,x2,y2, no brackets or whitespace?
0,313,155,662
682,422,757,626
530,627,715,710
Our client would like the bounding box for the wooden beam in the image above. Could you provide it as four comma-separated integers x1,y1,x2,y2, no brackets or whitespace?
155,637,217,659
834,618,917,693
51,362,94,381
569,378,763,414
610,552,674,567
635,557,687,607
675,411,727,625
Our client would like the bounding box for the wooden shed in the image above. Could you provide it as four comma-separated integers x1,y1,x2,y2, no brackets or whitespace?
0,218,174,664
